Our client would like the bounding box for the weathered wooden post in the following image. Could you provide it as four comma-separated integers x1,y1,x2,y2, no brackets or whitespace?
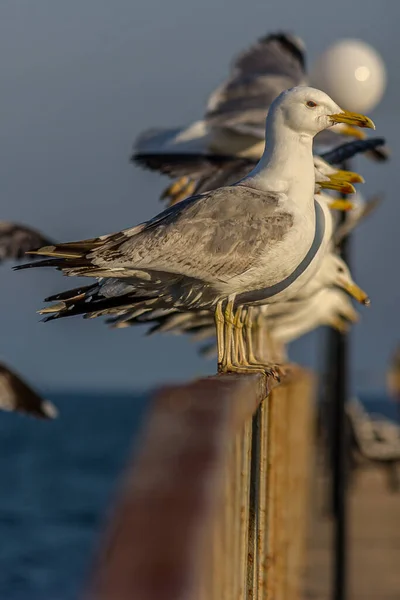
84,371,315,600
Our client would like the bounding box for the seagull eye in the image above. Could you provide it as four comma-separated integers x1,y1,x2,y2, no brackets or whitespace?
306,100,318,108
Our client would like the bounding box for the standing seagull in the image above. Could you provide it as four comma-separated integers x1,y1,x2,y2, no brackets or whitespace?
17,87,375,378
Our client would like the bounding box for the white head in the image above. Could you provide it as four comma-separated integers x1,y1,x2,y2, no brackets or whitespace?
317,253,370,305
267,86,375,138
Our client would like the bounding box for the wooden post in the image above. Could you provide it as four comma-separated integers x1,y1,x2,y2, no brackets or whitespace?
84,371,314,600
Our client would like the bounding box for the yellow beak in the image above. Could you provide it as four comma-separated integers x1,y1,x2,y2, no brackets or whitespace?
332,123,366,140
319,178,356,195
331,170,365,184
328,199,354,211
342,281,371,306
330,109,376,130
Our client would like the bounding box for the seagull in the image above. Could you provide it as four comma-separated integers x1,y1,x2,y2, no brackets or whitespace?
0,363,58,419
0,222,56,417
132,31,387,205
26,171,359,330
266,288,360,362
17,87,374,378
0,221,53,263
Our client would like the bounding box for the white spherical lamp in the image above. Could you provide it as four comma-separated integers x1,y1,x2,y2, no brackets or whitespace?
310,39,387,113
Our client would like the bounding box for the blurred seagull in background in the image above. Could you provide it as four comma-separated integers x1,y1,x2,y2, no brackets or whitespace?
132,32,387,206
0,363,57,419
0,222,53,264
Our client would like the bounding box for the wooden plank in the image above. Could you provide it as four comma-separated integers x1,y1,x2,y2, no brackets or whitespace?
84,370,316,600
304,464,400,599
85,373,273,600
265,370,315,600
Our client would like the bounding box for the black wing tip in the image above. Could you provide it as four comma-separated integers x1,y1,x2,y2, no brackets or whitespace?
321,137,388,164
256,31,306,67
13,261,37,271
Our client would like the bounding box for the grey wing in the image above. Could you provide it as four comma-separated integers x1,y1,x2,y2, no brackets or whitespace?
132,124,215,177
132,32,306,181
0,222,53,263
194,158,256,194
0,364,58,419
93,187,292,283
205,32,307,135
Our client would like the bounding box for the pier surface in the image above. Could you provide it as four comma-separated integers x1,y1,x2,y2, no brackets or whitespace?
304,464,400,599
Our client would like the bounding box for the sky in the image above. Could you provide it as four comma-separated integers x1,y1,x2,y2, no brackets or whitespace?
0,0,399,392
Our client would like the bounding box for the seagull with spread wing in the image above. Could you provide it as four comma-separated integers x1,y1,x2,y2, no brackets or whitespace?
132,32,387,205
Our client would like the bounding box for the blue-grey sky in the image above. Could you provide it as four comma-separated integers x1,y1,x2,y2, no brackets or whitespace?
0,0,399,392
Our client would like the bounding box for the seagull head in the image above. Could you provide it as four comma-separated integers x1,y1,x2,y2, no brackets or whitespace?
320,253,370,306
270,86,375,137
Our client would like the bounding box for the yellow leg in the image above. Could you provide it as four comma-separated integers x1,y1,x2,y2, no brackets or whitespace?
244,308,259,364
242,307,284,381
219,299,264,375
220,295,236,371
215,300,225,368
237,310,248,366
233,307,246,365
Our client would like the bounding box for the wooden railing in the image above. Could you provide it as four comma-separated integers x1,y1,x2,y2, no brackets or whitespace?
85,369,315,600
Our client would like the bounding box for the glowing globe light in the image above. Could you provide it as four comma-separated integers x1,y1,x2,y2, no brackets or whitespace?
310,39,387,113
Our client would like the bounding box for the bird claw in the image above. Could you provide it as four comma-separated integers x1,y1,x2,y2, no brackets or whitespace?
217,361,284,382
263,364,285,382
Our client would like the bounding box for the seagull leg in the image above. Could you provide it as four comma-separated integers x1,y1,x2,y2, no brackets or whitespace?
220,298,259,374
237,308,248,366
215,300,225,369
244,308,283,381
255,312,275,365
245,308,260,365
220,295,236,371
233,306,246,365
218,298,282,379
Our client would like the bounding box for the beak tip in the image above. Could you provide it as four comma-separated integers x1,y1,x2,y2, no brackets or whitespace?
363,297,371,307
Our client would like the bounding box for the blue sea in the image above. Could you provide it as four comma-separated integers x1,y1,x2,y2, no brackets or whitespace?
0,393,150,600
0,392,398,600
